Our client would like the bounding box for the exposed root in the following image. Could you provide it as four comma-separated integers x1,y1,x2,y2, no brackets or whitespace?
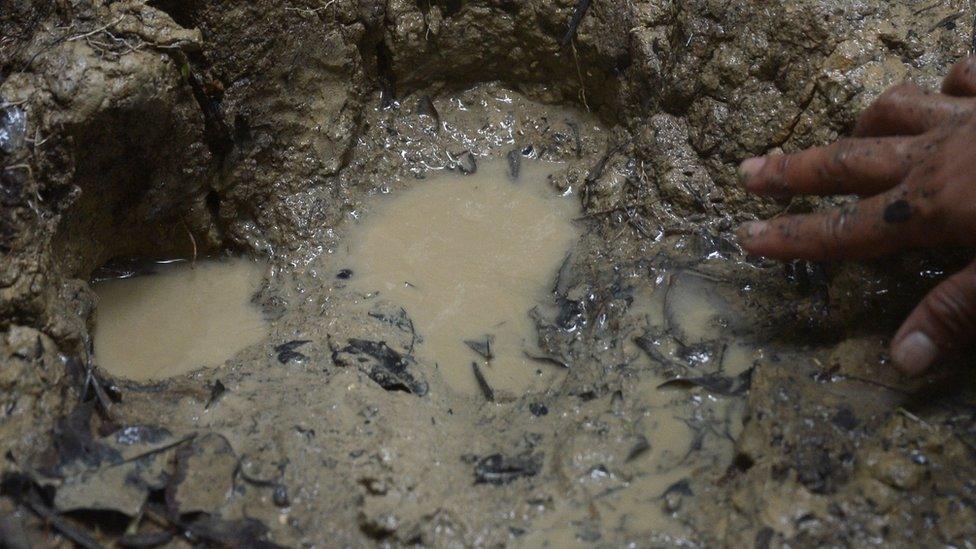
66,15,125,43
181,218,198,268
571,42,590,112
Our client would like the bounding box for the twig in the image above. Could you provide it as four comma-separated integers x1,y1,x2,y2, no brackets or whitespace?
896,406,931,428
25,494,102,549
471,362,495,402
284,1,336,16
575,199,658,220
571,42,590,112
181,218,198,268
972,10,976,55
912,1,941,15
3,164,33,178
66,16,125,42
82,336,115,417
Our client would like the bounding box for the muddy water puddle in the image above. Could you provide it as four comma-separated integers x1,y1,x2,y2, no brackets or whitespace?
92,258,268,381
333,153,757,542
343,158,580,396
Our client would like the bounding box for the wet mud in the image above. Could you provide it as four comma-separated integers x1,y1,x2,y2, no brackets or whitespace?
2,1,976,547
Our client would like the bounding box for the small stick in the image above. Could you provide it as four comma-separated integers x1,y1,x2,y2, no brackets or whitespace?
2,164,33,178
25,494,102,549
972,11,976,55
571,42,590,112
181,218,198,268
66,15,125,42
471,362,495,402
81,335,114,418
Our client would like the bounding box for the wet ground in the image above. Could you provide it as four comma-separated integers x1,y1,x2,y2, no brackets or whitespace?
3,1,976,547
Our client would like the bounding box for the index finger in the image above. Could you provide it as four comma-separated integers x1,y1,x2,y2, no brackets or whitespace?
740,137,916,199
736,187,943,262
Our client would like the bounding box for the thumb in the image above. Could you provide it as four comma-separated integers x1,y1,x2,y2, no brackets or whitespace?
891,259,976,375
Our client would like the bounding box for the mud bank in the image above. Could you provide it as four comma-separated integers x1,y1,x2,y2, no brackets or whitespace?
2,1,976,546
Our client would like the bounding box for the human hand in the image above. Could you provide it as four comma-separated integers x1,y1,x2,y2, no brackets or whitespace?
737,56,976,376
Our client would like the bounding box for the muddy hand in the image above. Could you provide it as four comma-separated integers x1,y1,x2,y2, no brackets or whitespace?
737,56,976,376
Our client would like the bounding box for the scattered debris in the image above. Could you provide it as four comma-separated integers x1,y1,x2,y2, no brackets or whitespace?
205,380,227,410
275,340,311,364
464,335,495,360
554,297,587,333
474,454,542,485
416,95,440,132
337,269,354,280
1,473,102,549
81,336,117,417
35,402,117,478
660,478,693,512
368,306,418,353
625,435,650,462
506,148,522,181
524,351,569,369
456,151,477,174
471,362,495,402
332,339,428,395
272,484,290,507
933,12,963,31
657,368,753,397
529,402,548,417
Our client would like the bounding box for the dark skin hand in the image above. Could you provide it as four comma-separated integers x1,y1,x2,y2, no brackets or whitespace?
737,56,976,376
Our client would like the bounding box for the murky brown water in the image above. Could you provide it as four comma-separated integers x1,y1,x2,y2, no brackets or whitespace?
343,158,580,396
92,258,268,381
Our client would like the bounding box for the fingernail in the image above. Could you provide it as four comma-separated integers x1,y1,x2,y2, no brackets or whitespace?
892,332,938,375
736,221,767,241
738,157,766,182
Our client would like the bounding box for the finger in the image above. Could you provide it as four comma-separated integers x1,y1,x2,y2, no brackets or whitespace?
736,186,944,262
891,260,976,375
853,82,972,137
942,56,976,97
739,137,917,199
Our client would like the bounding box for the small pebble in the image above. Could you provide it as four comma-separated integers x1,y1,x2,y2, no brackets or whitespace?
529,403,548,416
273,484,290,507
